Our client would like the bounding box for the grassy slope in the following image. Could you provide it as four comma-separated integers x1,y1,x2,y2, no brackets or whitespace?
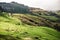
0,13,60,40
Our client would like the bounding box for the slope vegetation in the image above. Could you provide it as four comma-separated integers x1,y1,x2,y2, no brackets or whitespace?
0,12,60,40
13,12,60,31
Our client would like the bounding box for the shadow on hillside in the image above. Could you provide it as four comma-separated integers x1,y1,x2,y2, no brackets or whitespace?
0,34,18,40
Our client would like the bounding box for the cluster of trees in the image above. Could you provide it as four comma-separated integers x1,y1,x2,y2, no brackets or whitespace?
0,6,3,12
0,2,30,13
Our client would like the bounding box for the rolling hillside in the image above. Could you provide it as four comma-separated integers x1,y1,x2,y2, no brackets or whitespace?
13,11,60,31
0,2,60,40
0,12,60,40
0,2,60,30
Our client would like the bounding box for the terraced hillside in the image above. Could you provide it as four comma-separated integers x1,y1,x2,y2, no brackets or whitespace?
0,12,60,40
13,12,60,31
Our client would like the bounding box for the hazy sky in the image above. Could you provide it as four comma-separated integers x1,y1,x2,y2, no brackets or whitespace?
0,0,60,11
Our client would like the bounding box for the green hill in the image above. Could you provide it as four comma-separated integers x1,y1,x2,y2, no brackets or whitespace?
0,2,60,40
13,12,60,31
0,12,60,40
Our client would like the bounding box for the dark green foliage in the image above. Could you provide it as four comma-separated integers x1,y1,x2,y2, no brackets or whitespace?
0,2,30,13
0,34,17,40
16,23,20,25
0,6,3,12
54,24,60,31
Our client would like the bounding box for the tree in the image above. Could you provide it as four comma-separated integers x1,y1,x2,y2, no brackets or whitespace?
0,6,3,12
54,24,60,31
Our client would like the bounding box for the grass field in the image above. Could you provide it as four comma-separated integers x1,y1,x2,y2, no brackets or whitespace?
0,12,60,40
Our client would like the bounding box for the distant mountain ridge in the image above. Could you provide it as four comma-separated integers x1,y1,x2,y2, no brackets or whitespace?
0,2,48,13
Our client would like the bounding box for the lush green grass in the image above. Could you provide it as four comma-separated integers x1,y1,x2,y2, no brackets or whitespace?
0,13,60,40
40,15,59,21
